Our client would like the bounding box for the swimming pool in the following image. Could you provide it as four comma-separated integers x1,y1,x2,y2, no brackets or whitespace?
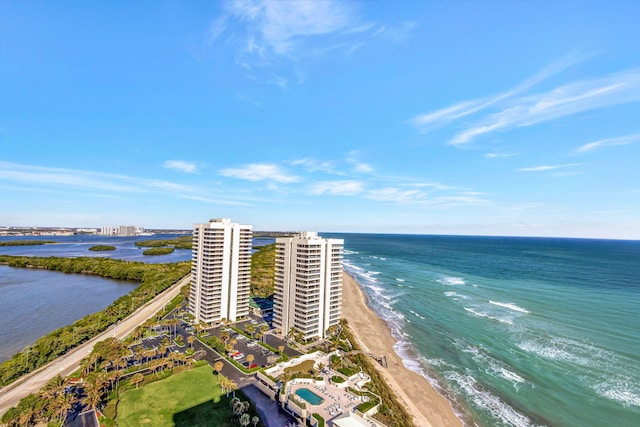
295,388,324,405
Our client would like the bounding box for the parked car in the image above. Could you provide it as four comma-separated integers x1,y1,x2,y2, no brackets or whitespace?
232,353,245,360
246,341,257,347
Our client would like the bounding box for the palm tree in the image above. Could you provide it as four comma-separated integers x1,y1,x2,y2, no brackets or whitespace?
233,400,245,417
246,354,255,368
220,330,230,344
42,374,66,400
252,415,260,427
187,335,195,349
239,413,251,426
213,360,224,375
130,373,144,389
56,392,76,426
84,384,102,412
245,324,255,337
278,345,285,356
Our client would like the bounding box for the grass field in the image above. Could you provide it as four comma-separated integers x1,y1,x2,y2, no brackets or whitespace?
116,366,237,427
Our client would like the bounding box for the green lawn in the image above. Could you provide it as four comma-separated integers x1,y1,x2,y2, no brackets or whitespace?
116,366,236,427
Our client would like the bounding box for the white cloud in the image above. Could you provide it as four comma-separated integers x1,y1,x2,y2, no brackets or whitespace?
518,163,580,172
354,162,373,173
485,151,516,159
219,163,300,183
411,54,585,133
310,180,363,195
576,132,640,152
367,187,425,203
224,0,357,56
163,160,198,173
450,68,640,146
291,157,337,174
0,162,203,197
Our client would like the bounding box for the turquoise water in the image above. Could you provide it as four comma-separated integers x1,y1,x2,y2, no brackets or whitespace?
327,234,640,427
295,388,324,405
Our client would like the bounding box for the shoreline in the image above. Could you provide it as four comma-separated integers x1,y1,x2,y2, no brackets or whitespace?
341,271,463,427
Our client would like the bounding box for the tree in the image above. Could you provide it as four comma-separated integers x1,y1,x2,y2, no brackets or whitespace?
131,373,144,389
246,354,254,367
239,413,251,426
187,335,195,349
278,345,285,356
56,391,76,425
213,360,224,375
233,400,246,417
84,383,102,412
252,415,260,427
245,324,256,337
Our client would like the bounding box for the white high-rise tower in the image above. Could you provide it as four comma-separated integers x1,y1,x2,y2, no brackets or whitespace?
273,231,343,340
189,218,253,324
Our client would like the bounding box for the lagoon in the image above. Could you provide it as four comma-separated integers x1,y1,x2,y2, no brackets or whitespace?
0,265,138,361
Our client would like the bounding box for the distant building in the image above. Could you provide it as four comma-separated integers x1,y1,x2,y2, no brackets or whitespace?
189,218,253,324
100,226,115,235
117,226,136,236
273,231,343,340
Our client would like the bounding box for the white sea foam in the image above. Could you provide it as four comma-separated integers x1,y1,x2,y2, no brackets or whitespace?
395,278,405,282
438,276,466,286
489,300,530,314
379,257,387,261
343,249,358,255
446,372,538,427
444,291,469,300
409,310,426,320
594,382,640,407
516,340,592,366
498,367,526,385
464,307,513,325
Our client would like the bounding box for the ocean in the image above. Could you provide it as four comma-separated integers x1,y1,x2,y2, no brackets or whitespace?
326,233,640,427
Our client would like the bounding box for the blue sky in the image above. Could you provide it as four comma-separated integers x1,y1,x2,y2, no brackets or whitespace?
1,1,639,239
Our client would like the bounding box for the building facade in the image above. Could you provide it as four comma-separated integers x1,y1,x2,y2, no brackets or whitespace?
189,218,253,324
273,231,343,340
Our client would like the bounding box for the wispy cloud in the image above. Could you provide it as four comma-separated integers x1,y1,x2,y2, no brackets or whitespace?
219,163,300,183
163,160,198,173
485,151,516,159
310,180,363,195
576,132,640,152
410,52,640,147
450,68,640,146
225,0,355,56
518,163,580,172
366,186,489,207
209,1,410,86
353,162,373,173
367,187,425,204
291,157,338,174
411,54,585,133
0,162,203,197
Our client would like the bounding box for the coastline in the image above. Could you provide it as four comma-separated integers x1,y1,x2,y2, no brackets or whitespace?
341,271,462,427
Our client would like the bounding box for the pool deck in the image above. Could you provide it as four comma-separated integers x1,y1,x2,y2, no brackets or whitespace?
285,372,371,423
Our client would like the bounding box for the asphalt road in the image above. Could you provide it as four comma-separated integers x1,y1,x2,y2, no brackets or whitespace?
0,274,192,417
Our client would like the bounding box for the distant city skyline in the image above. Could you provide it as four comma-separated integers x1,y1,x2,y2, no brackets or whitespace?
1,1,639,239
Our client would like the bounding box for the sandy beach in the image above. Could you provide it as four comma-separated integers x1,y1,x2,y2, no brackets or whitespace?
341,271,462,427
